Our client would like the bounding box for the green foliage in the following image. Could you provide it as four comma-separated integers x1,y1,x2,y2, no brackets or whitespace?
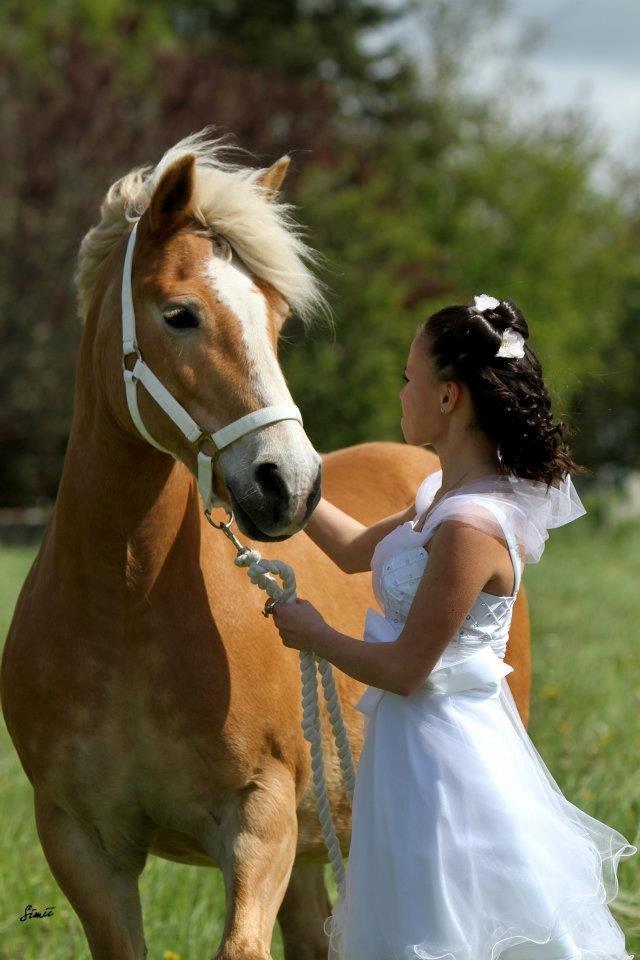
0,0,177,82
283,107,628,452
571,260,640,470
432,124,626,398
282,156,437,450
158,0,401,74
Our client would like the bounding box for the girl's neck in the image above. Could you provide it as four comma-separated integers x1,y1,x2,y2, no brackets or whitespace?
437,458,502,496
414,458,502,535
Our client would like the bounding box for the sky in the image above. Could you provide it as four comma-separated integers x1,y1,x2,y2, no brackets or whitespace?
500,0,640,160
378,0,640,167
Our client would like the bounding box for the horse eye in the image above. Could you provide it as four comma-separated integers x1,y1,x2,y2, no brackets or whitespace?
163,306,199,330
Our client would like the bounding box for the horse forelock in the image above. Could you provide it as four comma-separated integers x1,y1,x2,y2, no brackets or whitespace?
74,129,330,329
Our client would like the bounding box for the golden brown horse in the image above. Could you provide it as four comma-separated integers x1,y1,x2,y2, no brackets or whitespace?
1,132,531,960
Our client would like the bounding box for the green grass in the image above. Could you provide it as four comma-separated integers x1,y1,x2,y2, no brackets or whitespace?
1,519,639,959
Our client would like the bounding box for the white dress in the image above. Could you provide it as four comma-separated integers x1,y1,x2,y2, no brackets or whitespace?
324,469,637,960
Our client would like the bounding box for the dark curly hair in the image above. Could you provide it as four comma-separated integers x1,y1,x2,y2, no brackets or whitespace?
418,299,586,486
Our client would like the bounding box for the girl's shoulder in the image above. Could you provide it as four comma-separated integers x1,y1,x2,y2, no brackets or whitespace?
414,469,587,564
422,491,518,555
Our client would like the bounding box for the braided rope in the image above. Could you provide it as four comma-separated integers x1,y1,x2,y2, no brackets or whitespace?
234,546,355,897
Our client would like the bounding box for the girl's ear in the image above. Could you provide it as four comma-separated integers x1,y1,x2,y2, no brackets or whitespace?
442,380,461,410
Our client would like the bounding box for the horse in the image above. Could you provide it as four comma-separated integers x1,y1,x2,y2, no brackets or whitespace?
1,131,531,960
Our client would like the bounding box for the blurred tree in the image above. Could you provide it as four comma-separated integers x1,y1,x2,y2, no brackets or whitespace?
0,0,418,506
569,178,640,472
570,281,640,472
0,0,176,80
282,121,626,455
0,0,637,506
280,2,629,459
0,0,416,115
0,37,340,504
159,0,411,82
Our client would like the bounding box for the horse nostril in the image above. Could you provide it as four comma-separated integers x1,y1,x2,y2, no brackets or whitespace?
307,465,322,512
254,461,287,503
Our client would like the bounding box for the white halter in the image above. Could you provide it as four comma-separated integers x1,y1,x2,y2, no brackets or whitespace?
121,220,304,513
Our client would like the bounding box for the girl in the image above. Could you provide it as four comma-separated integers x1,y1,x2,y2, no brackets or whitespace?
272,295,638,960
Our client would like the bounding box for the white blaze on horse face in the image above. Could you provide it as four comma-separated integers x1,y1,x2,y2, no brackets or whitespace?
205,253,292,407
203,251,318,530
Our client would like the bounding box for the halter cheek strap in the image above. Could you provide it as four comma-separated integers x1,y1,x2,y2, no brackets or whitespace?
121,220,304,512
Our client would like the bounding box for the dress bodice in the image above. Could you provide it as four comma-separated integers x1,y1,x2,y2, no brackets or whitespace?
355,470,524,716
371,520,519,667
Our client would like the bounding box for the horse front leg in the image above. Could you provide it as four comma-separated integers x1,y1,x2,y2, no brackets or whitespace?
33,791,148,960
208,759,299,960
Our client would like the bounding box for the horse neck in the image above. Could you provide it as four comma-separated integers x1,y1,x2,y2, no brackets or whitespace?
47,303,201,596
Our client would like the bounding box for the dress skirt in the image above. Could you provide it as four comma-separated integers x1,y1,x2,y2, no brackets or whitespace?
323,676,637,960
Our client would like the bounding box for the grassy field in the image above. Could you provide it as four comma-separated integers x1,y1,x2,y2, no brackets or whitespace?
1,518,639,959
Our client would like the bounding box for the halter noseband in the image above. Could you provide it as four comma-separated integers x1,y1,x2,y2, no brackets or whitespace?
121,220,303,514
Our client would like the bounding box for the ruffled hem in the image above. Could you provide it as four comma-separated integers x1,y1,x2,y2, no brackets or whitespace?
323,831,638,960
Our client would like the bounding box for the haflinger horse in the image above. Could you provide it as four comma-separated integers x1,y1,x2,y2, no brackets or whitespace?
1,131,531,960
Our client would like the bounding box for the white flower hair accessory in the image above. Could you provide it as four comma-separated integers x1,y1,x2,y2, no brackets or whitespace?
472,293,525,359
495,327,526,358
473,294,500,312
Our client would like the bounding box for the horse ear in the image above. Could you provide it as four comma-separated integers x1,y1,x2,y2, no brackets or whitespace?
147,154,195,233
257,155,290,201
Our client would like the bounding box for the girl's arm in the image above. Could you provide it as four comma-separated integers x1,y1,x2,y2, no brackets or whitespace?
304,497,417,574
310,519,513,695
391,519,514,695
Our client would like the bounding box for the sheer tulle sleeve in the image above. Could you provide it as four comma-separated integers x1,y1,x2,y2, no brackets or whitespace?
415,471,586,563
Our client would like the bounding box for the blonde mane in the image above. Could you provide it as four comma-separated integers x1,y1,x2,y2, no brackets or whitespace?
75,129,329,327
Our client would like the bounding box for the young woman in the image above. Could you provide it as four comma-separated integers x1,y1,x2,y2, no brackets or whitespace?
272,295,638,960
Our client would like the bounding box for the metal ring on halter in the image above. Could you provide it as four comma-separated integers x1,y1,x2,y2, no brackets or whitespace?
196,431,225,466
205,508,246,554
122,345,142,373
204,507,235,530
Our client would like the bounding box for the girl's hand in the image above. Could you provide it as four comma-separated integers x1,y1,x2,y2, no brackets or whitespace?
272,597,329,653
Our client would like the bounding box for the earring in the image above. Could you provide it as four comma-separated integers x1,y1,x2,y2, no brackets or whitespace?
440,406,446,413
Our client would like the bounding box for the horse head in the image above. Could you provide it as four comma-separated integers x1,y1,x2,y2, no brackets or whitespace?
79,132,326,541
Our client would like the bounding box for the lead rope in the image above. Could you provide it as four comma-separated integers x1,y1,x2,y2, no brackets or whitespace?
205,509,357,899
